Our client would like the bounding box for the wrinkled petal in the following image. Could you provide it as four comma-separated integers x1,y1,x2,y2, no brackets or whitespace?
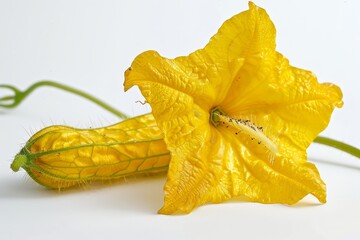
126,65,213,213
222,51,343,162
160,125,327,214
124,2,275,110
124,2,342,214
219,128,326,204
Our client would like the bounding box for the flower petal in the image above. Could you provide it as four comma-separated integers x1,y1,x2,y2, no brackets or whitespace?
222,51,343,161
126,65,214,213
219,128,327,205
124,2,276,110
159,122,327,214
124,2,341,214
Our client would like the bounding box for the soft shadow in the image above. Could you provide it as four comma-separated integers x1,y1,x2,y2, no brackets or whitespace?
1,173,167,214
0,176,56,199
207,195,322,210
285,201,323,208
101,174,166,214
309,157,360,171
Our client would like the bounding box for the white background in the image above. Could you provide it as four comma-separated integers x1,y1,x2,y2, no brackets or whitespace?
1,0,360,239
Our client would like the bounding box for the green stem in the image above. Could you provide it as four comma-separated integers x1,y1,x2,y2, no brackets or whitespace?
313,136,360,158
0,80,129,119
2,81,359,158
10,154,28,172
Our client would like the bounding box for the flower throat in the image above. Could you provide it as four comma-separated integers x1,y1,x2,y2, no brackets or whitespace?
210,108,278,155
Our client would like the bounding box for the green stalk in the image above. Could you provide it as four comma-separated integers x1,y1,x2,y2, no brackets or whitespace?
0,80,129,119
313,136,360,158
2,80,359,158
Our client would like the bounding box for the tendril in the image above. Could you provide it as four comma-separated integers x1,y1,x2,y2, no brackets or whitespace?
0,80,129,119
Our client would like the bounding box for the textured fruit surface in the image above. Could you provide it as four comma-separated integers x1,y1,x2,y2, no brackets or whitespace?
12,114,170,189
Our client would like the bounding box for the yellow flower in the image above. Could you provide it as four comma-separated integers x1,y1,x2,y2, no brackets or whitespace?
124,2,343,214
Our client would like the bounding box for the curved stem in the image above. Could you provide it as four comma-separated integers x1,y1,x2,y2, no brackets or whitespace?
2,81,359,159
0,80,129,119
314,136,360,158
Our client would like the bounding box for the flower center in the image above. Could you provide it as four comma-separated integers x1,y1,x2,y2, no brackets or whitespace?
210,107,278,155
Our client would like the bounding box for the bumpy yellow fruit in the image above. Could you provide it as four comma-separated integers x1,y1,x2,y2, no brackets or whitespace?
11,114,170,189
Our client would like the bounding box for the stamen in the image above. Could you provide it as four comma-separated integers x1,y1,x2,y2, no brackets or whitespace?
210,108,278,155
